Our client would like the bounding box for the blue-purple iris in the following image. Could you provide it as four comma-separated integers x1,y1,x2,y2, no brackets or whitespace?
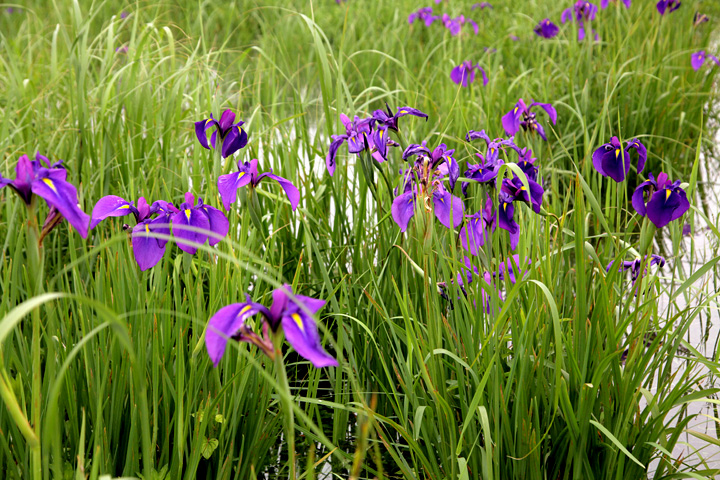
1,153,90,238
195,109,249,159
691,51,720,71
631,172,690,228
656,0,681,15
561,1,599,41
592,136,647,183
172,193,230,254
501,99,557,141
206,284,337,368
218,158,300,211
91,196,176,270
450,61,488,87
459,195,495,255
534,19,560,39
607,255,666,284
601,0,631,8
391,142,463,232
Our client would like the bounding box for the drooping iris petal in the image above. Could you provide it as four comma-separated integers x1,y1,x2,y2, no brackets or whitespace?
501,104,523,137
281,311,338,368
221,126,249,158
692,51,706,71
460,211,491,255
626,138,647,173
530,102,558,125
326,135,347,176
131,220,167,271
203,205,229,246
645,188,689,228
90,195,136,229
391,190,416,232
592,137,629,182
498,199,519,250
450,63,475,87
433,189,464,229
31,175,90,238
631,179,653,217
206,302,259,367
217,171,252,210
255,173,301,211
194,119,214,150
172,206,210,254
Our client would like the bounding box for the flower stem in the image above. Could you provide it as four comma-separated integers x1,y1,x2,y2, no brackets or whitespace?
272,332,296,480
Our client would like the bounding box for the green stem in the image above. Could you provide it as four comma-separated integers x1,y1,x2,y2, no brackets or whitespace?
272,332,296,480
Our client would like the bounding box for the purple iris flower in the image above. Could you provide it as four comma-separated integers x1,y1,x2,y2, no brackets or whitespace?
472,2,493,9
600,0,631,8
607,255,666,284
171,193,229,254
443,257,502,314
517,148,539,182
206,284,337,368
325,113,398,176
450,61,488,87
691,51,720,71
465,130,521,163
218,158,299,211
1,153,90,238
120,11,129,19
502,99,557,140
498,192,520,250
459,195,496,255
194,109,249,159
631,172,690,228
561,1,599,41
441,14,479,36
91,196,177,270
592,136,647,183
392,142,464,232
462,152,504,197
501,174,545,214
656,0,681,15
497,254,532,284
534,19,560,38
372,104,428,132
408,7,437,26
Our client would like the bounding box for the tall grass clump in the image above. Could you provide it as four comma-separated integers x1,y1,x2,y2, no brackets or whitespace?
1,0,719,479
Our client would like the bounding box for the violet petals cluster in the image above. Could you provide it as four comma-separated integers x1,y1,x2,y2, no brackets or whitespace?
592,136,647,183
502,99,557,140
407,7,479,36
218,158,300,211
450,61,488,87
195,109,249,159
631,172,690,228
206,285,337,368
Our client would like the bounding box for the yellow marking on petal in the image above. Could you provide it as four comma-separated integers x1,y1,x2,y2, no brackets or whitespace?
490,148,495,155
238,171,245,179
440,196,445,203
42,178,57,193
665,189,672,200
291,313,304,331
399,109,408,114
118,204,131,210
520,186,526,191
145,224,150,233
380,130,384,139
240,305,252,315
503,203,507,211
185,209,191,220
513,107,518,114
615,149,620,158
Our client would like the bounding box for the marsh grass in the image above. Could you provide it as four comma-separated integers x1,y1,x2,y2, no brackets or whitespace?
1,0,720,479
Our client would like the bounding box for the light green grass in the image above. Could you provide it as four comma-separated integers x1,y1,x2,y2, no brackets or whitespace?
1,0,720,479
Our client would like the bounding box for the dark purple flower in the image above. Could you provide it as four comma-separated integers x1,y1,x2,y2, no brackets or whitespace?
497,192,520,250
218,158,300,211
462,153,504,197
408,7,437,26
497,254,532,284
592,136,647,183
656,0,681,15
195,109,249,159
441,14,479,36
502,99,557,140
632,172,690,228
447,257,502,314
606,255,665,284
1,153,90,238
459,195,495,255
372,104,428,132
171,193,229,254
517,148,539,182
465,130,522,163
472,2,493,9
501,174,544,214
601,0,631,8
561,1,599,41
206,284,337,368
91,196,177,270
534,19,560,38
450,61,488,87
326,113,398,176
392,142,464,232
691,51,720,71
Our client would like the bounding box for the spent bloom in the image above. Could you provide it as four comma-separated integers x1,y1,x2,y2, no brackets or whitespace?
218,158,299,211
91,196,176,270
592,136,647,183
195,109,249,159
450,61,488,87
656,0,681,15
534,19,560,39
632,172,690,228
691,51,720,71
501,99,557,140
694,12,709,27
392,142,463,232
1,153,90,238
206,284,337,368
